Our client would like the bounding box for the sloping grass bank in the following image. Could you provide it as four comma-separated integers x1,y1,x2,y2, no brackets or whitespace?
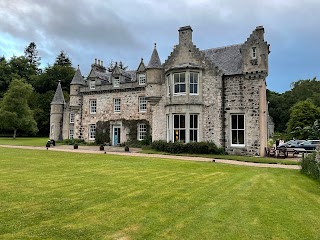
0,147,319,239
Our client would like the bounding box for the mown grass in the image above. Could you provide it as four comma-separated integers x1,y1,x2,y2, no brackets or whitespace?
141,148,300,165
0,137,49,147
0,137,299,165
0,147,319,239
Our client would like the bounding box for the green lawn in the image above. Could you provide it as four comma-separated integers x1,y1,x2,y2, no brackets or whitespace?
0,137,49,147
0,148,319,239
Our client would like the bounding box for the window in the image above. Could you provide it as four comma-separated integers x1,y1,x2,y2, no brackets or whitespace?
139,96,147,112
231,114,245,146
90,80,95,89
166,74,170,96
89,124,96,140
114,98,121,113
114,76,120,87
173,73,186,95
69,129,74,139
70,112,75,123
189,72,198,95
190,114,198,142
89,100,96,114
252,47,256,59
138,74,146,85
174,115,186,142
138,124,147,140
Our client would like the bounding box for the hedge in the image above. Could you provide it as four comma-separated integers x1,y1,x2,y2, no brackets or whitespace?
300,149,320,181
150,140,225,155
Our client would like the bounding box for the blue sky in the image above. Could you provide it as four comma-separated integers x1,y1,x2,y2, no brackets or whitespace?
0,0,319,93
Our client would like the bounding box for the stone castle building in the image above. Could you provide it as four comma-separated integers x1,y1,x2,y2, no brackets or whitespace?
50,25,270,156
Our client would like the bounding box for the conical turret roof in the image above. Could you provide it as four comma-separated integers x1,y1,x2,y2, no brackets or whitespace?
70,66,85,85
147,43,162,68
51,81,65,105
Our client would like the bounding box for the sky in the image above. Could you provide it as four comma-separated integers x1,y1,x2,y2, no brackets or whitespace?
0,0,319,93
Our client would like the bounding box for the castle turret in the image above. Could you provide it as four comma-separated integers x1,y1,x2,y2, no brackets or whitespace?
50,81,65,141
146,43,163,105
70,66,85,109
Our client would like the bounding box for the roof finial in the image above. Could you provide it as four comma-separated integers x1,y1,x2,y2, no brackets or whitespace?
77,64,80,69
154,43,156,49
141,58,143,62
58,80,61,84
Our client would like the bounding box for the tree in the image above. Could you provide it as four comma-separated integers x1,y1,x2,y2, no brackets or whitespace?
8,56,38,84
33,51,75,94
55,50,72,67
24,42,41,73
287,100,320,139
0,56,12,98
0,79,38,138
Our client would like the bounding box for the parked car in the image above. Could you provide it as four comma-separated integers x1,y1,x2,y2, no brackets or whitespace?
277,140,305,149
278,139,318,151
299,140,319,151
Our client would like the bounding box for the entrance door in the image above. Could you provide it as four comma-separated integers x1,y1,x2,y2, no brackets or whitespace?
113,127,121,146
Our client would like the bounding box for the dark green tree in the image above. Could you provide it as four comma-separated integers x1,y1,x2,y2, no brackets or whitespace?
55,50,72,67
8,56,38,84
0,56,12,98
33,51,75,94
0,79,38,138
287,100,320,139
24,42,41,73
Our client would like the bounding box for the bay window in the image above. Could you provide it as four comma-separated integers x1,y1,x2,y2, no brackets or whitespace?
174,73,186,95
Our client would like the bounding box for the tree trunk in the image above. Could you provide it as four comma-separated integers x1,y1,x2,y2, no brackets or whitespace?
13,129,17,139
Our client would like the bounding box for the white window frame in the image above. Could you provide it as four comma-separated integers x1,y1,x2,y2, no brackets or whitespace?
252,47,256,59
89,100,97,114
114,98,121,113
139,96,147,112
89,124,96,140
114,76,120,87
70,112,75,123
189,72,199,95
173,72,186,95
166,74,170,96
173,114,186,143
138,74,146,85
90,80,95,90
138,123,147,141
69,129,74,139
230,114,245,147
189,114,198,142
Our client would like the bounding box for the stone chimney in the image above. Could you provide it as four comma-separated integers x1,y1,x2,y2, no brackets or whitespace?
178,26,193,46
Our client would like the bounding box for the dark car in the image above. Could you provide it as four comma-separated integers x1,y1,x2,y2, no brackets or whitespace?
277,140,305,149
278,140,318,151
299,140,319,151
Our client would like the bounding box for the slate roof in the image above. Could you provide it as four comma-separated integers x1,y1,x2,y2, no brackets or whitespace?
51,82,65,104
70,67,85,85
147,44,162,68
202,44,243,75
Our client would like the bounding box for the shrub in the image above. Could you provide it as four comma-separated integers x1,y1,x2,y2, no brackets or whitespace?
150,140,225,155
301,150,320,181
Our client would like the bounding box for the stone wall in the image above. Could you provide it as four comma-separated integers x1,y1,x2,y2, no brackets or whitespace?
79,89,151,142
223,75,264,155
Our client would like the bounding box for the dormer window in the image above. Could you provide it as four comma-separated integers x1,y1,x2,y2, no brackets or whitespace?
138,74,146,85
252,47,257,59
114,76,120,87
90,80,95,90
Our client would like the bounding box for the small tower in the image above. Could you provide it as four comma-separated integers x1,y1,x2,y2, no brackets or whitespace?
50,81,65,141
146,43,163,105
70,65,85,109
